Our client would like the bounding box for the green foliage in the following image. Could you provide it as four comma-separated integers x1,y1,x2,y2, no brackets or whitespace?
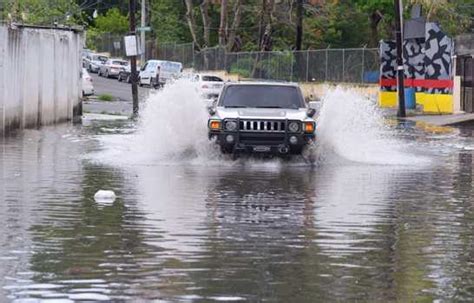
4,0,82,25
229,52,296,81
149,0,191,44
93,8,128,35
98,94,114,102
258,52,295,81
229,56,254,78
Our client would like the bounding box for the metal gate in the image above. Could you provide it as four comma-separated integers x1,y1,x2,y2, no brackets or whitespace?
457,55,474,113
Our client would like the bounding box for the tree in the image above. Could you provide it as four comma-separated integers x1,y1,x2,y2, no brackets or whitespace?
5,0,82,25
184,0,202,50
148,0,190,44
295,0,303,50
354,0,394,47
93,7,128,34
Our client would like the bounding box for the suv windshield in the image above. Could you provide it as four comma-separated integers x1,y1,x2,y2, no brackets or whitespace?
221,85,303,109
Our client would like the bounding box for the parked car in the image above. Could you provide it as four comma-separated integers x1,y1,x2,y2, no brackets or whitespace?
139,60,183,87
81,49,93,67
81,68,94,96
207,82,317,160
193,74,225,99
84,54,109,73
98,59,128,78
117,65,138,83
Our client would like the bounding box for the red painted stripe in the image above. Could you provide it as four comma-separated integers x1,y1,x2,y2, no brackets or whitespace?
379,78,453,89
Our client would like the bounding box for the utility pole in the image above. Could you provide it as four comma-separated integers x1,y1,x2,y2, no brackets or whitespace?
295,0,303,50
140,0,146,64
129,0,139,117
394,0,406,118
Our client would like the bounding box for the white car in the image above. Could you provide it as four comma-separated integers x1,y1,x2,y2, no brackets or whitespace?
98,59,128,78
139,60,183,87
82,68,94,96
193,74,225,98
84,54,109,73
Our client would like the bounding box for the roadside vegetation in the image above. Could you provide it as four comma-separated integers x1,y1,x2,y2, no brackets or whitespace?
1,0,472,51
97,94,114,102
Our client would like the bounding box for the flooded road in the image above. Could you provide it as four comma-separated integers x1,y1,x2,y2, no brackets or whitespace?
1,85,474,302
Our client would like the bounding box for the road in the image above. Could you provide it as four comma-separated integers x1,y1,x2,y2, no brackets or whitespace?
83,73,151,116
2,80,474,301
90,72,149,102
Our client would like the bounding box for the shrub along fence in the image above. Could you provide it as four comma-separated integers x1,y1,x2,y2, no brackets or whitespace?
90,35,379,84
161,44,379,84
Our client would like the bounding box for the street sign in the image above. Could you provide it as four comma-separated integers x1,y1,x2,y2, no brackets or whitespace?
124,35,139,56
137,26,151,32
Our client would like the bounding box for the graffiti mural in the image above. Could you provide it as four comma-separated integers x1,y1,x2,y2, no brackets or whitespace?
424,23,453,94
379,40,397,92
379,22,454,113
404,40,425,92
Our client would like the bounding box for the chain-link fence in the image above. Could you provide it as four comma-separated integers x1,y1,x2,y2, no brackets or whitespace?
88,34,379,84
194,47,379,83
88,33,124,58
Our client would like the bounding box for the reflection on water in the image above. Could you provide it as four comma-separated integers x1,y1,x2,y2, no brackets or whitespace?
0,122,473,302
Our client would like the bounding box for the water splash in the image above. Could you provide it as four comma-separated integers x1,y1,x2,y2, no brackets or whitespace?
90,83,429,167
316,87,428,165
132,78,220,162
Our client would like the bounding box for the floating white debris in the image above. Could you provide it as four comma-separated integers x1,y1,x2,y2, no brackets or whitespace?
94,190,116,203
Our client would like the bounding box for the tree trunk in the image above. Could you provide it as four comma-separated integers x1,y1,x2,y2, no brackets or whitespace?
295,0,303,50
184,0,201,50
219,0,228,47
200,0,210,48
253,0,275,77
226,0,242,51
368,10,382,48
260,0,274,52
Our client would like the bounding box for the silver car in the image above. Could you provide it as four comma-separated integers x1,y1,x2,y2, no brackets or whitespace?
84,54,108,73
98,59,128,78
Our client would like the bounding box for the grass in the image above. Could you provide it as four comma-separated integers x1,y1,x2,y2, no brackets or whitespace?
97,94,114,102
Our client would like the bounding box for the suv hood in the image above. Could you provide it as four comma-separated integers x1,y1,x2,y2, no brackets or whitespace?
216,107,310,121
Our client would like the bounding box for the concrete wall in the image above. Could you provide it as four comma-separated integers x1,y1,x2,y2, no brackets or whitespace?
0,25,83,134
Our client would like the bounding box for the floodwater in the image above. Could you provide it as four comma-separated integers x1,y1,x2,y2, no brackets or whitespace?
1,84,474,302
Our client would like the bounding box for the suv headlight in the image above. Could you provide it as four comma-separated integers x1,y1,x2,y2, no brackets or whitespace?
225,120,238,131
303,122,315,133
288,121,300,133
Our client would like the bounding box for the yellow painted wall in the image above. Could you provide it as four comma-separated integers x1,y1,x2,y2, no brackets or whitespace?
379,91,398,107
415,93,453,114
379,91,453,114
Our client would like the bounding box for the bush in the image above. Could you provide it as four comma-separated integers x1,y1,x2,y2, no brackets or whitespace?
98,94,114,102
229,57,255,78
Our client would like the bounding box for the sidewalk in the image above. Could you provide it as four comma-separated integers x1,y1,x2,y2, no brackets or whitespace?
404,113,474,126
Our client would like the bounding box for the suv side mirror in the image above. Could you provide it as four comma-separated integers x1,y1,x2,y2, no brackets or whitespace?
207,105,216,116
307,101,320,118
206,99,216,115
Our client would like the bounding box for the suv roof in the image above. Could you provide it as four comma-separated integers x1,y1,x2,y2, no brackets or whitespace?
225,81,299,87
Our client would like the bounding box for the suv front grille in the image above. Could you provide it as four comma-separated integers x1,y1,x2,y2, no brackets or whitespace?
239,120,286,132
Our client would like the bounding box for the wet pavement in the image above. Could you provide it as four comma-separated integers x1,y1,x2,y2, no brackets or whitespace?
1,115,473,302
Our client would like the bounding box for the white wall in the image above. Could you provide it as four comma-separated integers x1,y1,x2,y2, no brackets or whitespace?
0,25,83,134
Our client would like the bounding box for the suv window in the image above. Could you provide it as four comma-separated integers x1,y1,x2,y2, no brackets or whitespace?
221,85,304,109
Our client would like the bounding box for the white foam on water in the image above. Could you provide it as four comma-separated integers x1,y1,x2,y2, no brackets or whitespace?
133,78,219,162
316,87,429,166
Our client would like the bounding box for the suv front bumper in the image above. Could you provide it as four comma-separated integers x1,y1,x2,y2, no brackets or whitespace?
209,130,315,155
